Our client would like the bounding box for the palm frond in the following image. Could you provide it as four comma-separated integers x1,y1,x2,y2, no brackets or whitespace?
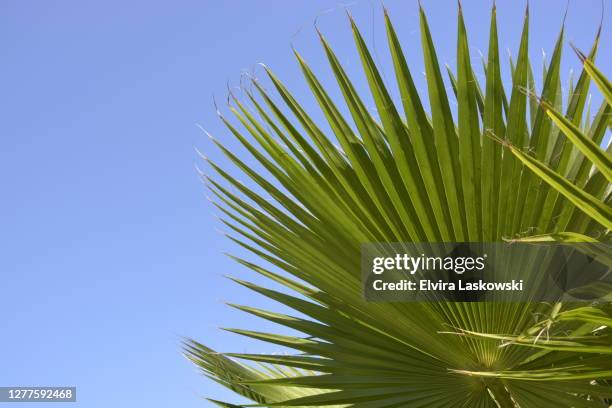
190,3,611,407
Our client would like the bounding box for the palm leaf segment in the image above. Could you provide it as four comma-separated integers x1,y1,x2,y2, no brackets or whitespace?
189,3,612,407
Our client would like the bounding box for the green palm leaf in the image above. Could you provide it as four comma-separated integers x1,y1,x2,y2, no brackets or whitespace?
190,3,611,407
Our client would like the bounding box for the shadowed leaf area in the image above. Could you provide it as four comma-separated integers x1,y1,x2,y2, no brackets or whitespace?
187,3,612,407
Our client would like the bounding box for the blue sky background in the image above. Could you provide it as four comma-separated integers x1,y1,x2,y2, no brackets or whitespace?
1,1,610,407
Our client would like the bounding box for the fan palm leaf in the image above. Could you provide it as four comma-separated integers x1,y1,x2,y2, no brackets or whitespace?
189,3,611,407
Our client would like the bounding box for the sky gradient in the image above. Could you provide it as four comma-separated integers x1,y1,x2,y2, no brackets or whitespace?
1,1,610,407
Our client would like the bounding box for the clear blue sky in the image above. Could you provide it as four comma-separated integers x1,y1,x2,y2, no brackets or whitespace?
1,1,609,407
